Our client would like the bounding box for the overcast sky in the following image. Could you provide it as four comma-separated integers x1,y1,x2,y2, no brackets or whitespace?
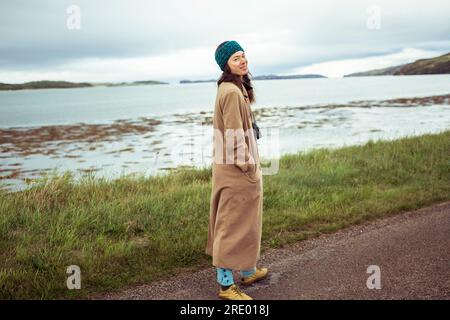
1,0,449,83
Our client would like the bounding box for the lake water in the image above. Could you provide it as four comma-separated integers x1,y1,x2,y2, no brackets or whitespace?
1,75,450,191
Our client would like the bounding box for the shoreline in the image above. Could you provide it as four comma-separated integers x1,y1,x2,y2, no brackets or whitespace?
1,93,449,191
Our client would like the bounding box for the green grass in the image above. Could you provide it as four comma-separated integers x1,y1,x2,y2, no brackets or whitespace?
1,131,449,299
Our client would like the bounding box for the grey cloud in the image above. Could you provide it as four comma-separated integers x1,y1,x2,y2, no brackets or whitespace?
1,0,449,75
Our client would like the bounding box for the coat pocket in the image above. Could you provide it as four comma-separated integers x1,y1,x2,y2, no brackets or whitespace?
243,167,258,183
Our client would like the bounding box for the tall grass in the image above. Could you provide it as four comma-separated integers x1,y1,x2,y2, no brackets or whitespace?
0,130,449,299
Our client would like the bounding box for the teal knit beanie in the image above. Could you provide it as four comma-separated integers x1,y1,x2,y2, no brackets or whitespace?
215,40,244,71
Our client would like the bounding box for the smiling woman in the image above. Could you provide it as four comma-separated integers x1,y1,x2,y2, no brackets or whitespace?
206,40,268,301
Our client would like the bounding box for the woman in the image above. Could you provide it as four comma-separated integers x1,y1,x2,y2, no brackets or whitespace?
205,40,268,300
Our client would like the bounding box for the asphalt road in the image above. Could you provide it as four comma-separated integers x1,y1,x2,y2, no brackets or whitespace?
94,201,450,300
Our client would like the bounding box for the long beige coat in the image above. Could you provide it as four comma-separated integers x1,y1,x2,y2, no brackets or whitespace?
205,81,263,271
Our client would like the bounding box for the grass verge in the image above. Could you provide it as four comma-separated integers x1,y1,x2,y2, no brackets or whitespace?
0,130,449,299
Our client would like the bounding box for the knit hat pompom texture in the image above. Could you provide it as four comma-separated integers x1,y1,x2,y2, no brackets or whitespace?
215,40,244,71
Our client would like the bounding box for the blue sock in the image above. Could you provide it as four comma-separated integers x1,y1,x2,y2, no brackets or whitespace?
217,268,234,286
240,267,256,277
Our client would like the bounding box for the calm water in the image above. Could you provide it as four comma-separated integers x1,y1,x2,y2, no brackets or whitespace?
1,75,450,128
1,75,450,191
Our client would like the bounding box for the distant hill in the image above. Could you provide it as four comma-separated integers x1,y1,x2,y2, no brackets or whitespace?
345,52,450,77
0,80,168,91
394,52,450,75
344,65,405,77
180,73,326,84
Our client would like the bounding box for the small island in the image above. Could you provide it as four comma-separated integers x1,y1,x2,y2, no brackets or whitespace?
180,73,326,84
0,80,168,91
92,80,168,87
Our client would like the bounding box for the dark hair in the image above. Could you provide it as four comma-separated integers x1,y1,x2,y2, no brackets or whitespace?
216,42,255,104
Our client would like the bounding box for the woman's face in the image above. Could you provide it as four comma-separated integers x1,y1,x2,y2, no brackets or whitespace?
227,51,248,77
